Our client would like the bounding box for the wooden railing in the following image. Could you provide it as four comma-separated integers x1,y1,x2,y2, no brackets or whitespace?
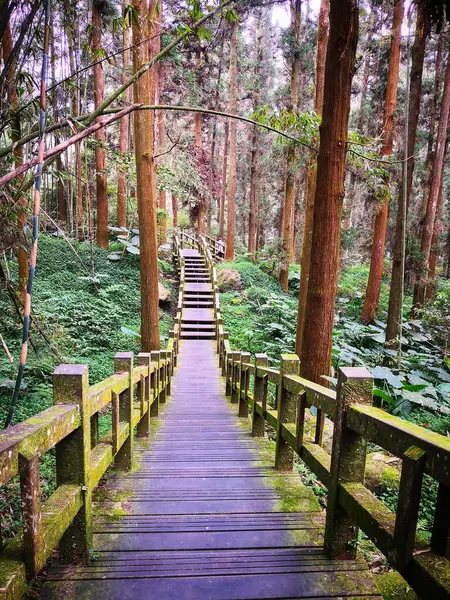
179,230,226,262
197,240,450,599
0,297,181,600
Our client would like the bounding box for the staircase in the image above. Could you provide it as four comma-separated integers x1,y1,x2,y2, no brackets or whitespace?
180,249,216,340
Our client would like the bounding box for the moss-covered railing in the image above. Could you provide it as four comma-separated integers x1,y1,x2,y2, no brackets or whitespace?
0,311,181,599
193,238,450,599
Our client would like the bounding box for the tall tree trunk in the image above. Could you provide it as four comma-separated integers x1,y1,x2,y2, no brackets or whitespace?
386,7,427,344
300,0,358,384
418,33,443,220
412,52,450,312
218,120,228,240
194,47,205,234
172,193,177,228
156,1,166,243
92,0,108,248
296,0,329,358
279,0,301,292
248,14,262,260
2,21,27,300
225,21,237,261
426,154,446,301
132,0,160,351
117,2,131,229
361,0,404,324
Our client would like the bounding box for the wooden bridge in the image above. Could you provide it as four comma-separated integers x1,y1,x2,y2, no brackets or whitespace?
0,233,449,599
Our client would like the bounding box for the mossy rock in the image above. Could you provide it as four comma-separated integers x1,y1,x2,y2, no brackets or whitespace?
217,268,243,292
376,571,418,600
365,452,401,493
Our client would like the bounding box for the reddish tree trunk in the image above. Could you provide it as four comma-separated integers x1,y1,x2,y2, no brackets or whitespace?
117,2,131,229
218,120,229,240
361,0,404,324
426,165,445,301
413,52,450,312
92,1,108,248
386,7,427,344
300,0,358,384
225,22,237,261
156,2,166,243
296,0,330,358
132,0,160,351
279,0,301,292
2,21,28,300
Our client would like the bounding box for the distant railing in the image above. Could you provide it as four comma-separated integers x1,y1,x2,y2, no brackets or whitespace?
0,284,181,600
179,230,226,262
195,238,450,599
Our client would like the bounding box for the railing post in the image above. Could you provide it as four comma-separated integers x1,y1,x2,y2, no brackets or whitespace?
432,483,450,557
238,352,251,417
159,351,167,403
275,354,300,471
114,352,134,471
252,354,268,437
19,454,43,578
225,350,236,396
221,333,229,374
137,353,151,437
150,351,160,416
324,366,373,559
231,352,241,404
161,350,172,397
53,364,92,559
393,445,426,568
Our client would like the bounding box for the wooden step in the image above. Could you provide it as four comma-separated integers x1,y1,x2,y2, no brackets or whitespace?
180,331,216,339
181,323,216,331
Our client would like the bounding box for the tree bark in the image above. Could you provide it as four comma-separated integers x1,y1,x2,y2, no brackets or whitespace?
361,0,404,324
156,1,166,243
426,155,445,302
2,20,27,300
412,52,450,312
248,14,262,260
225,21,237,261
92,0,108,248
117,1,131,229
132,0,160,351
218,120,228,239
300,0,358,384
386,7,427,344
279,0,301,292
172,193,177,228
296,0,329,357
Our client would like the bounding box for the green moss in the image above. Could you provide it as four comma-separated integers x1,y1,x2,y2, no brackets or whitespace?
376,571,417,600
269,473,321,513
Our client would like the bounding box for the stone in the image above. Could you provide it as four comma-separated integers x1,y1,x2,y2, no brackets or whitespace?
217,268,243,292
158,282,171,304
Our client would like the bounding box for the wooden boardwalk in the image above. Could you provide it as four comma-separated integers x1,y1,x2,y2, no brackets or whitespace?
42,249,380,599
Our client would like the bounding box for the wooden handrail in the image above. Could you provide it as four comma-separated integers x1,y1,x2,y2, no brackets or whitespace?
0,243,183,598
215,297,450,598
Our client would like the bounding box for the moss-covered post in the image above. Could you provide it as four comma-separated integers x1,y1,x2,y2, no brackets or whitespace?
238,352,251,417
169,330,177,367
432,483,450,557
159,352,167,404
324,366,373,559
221,333,229,373
216,317,223,354
231,352,241,404
150,351,160,416
275,354,300,471
296,391,307,452
19,454,43,578
53,364,92,559
252,354,268,437
114,352,134,471
137,353,151,437
161,350,171,397
226,350,238,396
393,445,425,568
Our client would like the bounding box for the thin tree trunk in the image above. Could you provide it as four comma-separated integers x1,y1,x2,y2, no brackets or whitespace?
362,0,404,324
132,0,160,351
426,157,445,301
248,15,262,260
2,21,27,300
413,52,450,312
92,0,108,248
156,1,166,243
280,0,301,292
209,38,224,235
300,0,358,385
225,22,237,261
386,6,427,344
172,193,177,228
194,47,205,234
296,0,329,358
218,120,228,239
117,2,131,229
